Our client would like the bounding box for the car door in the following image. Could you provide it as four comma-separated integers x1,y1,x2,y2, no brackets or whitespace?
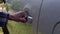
38,0,60,34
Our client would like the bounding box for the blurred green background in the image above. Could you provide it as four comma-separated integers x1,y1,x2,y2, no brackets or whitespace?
0,20,32,34
8,20,32,34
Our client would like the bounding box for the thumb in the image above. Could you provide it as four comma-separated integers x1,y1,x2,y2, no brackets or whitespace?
19,18,27,23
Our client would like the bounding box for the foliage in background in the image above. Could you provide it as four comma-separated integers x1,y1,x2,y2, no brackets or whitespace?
0,20,32,34
7,20,32,34
8,0,27,12
1,3,12,8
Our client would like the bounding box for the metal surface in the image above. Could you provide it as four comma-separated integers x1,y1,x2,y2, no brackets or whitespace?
38,0,60,34
24,0,60,34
